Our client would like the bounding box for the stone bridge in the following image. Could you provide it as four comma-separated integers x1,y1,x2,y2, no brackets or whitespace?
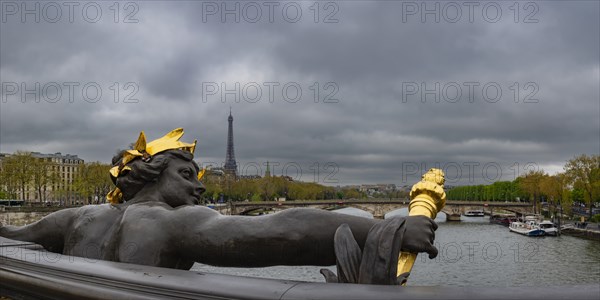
227,199,532,220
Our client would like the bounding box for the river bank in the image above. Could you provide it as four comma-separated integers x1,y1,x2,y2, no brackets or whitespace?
561,222,600,240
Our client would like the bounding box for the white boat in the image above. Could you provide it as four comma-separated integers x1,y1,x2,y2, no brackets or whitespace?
538,220,558,236
560,223,575,230
464,210,485,217
509,221,546,236
523,214,542,222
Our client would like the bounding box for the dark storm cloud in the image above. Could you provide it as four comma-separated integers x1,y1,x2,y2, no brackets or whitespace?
142,51,199,100
1,1,598,185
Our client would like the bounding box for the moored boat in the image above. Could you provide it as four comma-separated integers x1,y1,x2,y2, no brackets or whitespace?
464,210,485,217
490,214,517,226
446,213,461,221
538,220,558,236
509,221,546,236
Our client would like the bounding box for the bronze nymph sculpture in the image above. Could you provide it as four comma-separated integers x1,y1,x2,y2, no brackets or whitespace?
0,129,440,284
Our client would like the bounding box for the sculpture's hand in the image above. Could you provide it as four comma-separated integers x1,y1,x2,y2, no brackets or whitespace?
401,216,438,259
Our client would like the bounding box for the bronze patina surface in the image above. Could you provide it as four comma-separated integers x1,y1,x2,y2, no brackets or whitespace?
0,129,438,284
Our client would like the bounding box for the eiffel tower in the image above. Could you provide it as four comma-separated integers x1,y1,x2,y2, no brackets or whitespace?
223,108,238,177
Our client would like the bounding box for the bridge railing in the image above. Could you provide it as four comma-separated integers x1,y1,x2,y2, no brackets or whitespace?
1,237,598,300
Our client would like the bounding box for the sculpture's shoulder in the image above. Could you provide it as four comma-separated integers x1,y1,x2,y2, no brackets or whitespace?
76,203,117,213
71,203,124,219
121,202,219,223
68,204,125,229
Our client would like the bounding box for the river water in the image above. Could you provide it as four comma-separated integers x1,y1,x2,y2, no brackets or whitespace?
191,208,600,286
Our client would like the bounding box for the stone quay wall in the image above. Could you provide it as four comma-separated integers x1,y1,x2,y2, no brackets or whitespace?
0,209,53,226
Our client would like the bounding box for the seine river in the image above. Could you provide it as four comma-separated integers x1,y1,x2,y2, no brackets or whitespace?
191,208,600,286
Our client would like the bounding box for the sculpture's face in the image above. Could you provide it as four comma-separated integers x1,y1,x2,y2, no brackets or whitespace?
156,157,206,207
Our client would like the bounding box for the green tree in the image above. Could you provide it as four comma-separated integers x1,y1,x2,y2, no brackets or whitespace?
31,157,59,203
201,170,224,203
565,154,600,219
540,173,571,216
571,188,584,201
74,162,112,204
258,176,275,200
1,152,34,200
229,178,259,201
518,170,547,213
250,194,262,202
0,158,19,199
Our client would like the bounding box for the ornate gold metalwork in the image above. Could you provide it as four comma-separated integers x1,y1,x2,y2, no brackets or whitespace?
397,168,446,283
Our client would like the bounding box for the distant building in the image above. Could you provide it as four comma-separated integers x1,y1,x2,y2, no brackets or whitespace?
398,185,412,192
33,152,84,204
341,185,361,190
0,153,9,162
359,184,397,196
0,151,84,204
204,167,225,183
239,175,261,180
280,175,294,182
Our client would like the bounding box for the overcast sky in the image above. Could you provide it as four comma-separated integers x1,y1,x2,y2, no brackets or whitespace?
1,1,598,186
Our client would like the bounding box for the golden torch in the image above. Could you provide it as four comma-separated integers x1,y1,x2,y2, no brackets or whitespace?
396,168,446,284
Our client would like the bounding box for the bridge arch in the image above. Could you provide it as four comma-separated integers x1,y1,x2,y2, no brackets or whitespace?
228,200,532,220
329,206,375,219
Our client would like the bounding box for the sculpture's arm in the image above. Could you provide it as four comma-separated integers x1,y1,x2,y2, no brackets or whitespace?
0,208,78,253
176,207,378,267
